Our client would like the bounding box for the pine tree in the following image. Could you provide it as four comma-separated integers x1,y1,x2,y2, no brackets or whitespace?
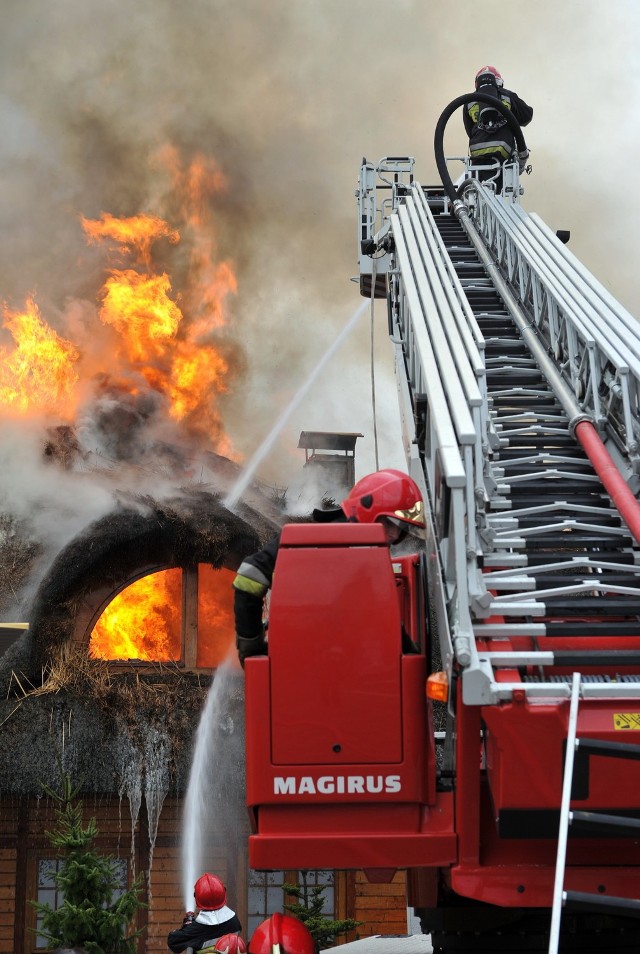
30,772,145,954
283,873,363,950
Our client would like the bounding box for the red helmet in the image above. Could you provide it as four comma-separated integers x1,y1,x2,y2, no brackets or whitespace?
194,873,227,911
475,65,503,88
248,913,315,954
214,935,247,954
341,468,425,530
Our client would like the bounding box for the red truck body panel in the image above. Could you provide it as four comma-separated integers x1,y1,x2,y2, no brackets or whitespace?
244,522,456,870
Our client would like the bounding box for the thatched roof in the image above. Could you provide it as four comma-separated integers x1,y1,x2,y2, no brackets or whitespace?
0,484,278,825
0,661,249,854
26,488,277,673
0,657,245,798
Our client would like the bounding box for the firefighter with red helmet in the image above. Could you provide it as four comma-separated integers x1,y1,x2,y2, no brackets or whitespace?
464,65,533,190
233,468,425,666
212,936,247,954
248,914,315,954
167,873,243,953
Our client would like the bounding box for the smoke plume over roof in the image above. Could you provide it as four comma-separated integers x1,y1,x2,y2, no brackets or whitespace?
0,0,638,543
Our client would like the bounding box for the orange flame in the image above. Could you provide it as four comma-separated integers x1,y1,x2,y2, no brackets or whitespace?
77,155,239,451
197,564,237,668
90,565,238,669
99,269,182,362
168,343,229,422
0,297,79,417
82,212,180,268
89,569,182,661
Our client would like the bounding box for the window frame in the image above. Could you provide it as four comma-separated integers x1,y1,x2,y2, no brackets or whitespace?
24,850,132,954
78,562,235,672
246,868,347,942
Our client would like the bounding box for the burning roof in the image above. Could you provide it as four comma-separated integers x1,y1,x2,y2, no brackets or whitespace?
0,149,281,842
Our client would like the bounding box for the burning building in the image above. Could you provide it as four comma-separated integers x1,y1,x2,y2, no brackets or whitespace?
0,155,411,953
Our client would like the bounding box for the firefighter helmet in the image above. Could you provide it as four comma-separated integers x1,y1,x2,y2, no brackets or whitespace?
194,872,227,911
475,65,503,88
248,913,315,954
213,935,247,954
341,468,425,530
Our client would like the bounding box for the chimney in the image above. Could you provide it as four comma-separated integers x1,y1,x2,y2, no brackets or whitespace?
297,431,363,494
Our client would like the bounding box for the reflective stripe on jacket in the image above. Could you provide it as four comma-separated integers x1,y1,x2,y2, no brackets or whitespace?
464,87,533,163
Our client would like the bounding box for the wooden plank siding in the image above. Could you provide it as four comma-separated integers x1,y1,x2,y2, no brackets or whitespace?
0,849,17,954
351,870,409,938
0,796,410,951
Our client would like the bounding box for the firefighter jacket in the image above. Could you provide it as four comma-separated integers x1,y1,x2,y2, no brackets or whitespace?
167,907,243,953
464,86,533,162
233,509,346,640
233,531,281,641
233,521,421,657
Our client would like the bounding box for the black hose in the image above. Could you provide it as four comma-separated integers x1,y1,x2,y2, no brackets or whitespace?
434,92,528,205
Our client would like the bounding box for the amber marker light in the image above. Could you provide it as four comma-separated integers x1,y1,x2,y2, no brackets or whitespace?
427,671,448,702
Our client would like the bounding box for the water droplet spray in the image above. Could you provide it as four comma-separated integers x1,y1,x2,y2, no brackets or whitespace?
224,300,367,510
181,651,244,909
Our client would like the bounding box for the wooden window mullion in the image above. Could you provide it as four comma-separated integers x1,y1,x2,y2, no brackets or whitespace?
182,566,198,668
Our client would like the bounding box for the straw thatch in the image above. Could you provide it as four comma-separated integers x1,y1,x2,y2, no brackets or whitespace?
0,485,278,806
27,488,277,675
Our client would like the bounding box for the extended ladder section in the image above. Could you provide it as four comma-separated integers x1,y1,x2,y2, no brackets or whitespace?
357,157,640,707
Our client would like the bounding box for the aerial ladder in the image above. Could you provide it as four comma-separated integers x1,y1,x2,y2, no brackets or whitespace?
245,99,640,952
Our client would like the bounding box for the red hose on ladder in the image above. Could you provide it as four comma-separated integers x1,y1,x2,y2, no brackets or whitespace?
574,420,640,546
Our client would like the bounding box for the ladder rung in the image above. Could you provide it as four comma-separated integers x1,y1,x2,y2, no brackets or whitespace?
570,810,640,837
564,889,640,918
576,738,640,762
554,650,640,665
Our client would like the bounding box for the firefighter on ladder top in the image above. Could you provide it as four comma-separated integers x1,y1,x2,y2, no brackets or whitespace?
464,65,533,191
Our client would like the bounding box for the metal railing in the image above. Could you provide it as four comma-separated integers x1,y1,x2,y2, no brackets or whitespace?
358,159,640,704
471,182,640,480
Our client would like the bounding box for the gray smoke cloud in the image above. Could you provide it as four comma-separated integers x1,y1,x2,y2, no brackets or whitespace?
0,0,638,493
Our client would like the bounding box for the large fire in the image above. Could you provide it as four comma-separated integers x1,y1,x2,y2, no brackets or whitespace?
0,297,80,416
0,151,238,443
90,569,182,662
0,148,243,665
90,565,236,669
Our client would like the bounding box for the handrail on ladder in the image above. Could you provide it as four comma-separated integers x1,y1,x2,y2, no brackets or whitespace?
549,671,582,953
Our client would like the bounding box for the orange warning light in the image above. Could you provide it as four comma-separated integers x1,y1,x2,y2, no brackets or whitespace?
427,671,449,702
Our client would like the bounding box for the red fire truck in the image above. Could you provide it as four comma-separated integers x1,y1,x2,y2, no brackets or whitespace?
244,100,640,952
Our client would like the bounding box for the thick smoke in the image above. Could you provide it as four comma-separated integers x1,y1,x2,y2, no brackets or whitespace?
0,0,638,504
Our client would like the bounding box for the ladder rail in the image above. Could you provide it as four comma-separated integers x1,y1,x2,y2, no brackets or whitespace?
549,672,581,954
472,183,640,470
357,158,640,704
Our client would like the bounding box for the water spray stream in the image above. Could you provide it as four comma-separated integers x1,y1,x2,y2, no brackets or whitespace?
181,651,239,910
223,300,368,510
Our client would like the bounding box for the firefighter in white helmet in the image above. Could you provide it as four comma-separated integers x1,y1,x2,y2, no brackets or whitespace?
464,65,533,191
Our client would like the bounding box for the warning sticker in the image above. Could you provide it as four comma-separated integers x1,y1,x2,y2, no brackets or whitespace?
614,713,640,730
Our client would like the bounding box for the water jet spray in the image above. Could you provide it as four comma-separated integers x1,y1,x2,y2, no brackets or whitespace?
223,300,367,510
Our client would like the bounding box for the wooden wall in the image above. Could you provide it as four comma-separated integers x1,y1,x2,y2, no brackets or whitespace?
351,870,409,938
0,796,410,952
0,847,16,954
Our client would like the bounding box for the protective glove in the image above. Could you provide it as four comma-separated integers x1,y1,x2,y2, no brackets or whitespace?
236,632,268,667
183,911,196,927
518,148,530,174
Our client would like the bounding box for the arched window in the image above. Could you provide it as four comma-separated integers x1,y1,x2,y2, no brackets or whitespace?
87,564,235,670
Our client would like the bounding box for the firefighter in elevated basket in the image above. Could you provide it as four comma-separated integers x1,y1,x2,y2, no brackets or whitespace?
249,914,315,954
167,873,243,953
233,468,426,666
463,64,533,190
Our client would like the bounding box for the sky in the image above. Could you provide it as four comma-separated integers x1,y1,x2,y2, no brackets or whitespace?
0,0,638,496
